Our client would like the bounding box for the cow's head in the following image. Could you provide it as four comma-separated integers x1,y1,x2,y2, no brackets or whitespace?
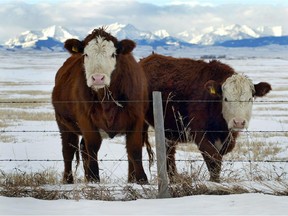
205,74,272,131
64,27,136,91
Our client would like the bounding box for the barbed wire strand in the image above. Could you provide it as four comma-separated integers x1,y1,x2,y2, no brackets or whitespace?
0,100,288,103
1,130,287,133
1,159,288,163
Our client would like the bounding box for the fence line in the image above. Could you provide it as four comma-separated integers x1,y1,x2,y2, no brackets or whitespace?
1,159,288,163
1,100,288,103
1,130,287,133
1,92,288,196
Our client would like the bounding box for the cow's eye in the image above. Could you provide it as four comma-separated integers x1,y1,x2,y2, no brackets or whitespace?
111,53,116,58
224,98,228,102
83,53,88,58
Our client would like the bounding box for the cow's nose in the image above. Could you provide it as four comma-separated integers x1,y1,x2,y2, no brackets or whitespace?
92,74,105,85
233,118,246,129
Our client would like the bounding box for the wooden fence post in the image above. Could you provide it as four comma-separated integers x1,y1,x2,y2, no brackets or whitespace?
152,91,171,198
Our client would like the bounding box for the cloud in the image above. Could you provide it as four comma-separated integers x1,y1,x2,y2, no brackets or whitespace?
168,0,214,6
0,0,287,43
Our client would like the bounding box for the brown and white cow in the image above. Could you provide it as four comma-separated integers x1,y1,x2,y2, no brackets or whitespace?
52,27,153,184
140,53,271,182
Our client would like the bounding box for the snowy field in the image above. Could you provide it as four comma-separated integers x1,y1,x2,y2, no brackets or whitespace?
0,46,288,215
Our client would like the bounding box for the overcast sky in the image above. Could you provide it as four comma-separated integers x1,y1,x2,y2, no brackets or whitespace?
0,0,287,43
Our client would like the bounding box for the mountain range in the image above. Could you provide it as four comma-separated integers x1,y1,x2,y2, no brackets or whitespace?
3,23,288,51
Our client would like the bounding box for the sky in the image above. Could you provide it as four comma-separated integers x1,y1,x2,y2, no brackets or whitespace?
7,0,288,6
0,0,287,43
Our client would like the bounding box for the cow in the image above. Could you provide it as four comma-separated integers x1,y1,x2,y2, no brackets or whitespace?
139,53,272,183
52,27,153,184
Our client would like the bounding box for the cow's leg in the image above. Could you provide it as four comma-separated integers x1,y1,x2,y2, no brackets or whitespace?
166,140,178,182
201,152,222,182
198,139,222,183
80,138,88,179
60,131,79,184
126,122,148,184
82,131,102,183
128,159,136,182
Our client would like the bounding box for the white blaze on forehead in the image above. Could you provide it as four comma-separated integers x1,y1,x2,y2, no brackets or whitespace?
83,36,117,90
221,74,255,129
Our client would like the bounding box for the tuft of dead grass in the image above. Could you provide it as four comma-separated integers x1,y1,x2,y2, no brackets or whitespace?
168,172,250,197
0,134,17,143
0,169,60,187
0,109,55,121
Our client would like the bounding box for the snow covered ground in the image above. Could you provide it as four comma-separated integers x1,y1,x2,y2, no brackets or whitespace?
0,46,288,215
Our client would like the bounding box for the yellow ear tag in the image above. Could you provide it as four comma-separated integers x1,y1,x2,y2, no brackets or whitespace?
72,46,78,53
210,87,216,95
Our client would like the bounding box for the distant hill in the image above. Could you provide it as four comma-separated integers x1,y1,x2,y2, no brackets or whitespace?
177,24,284,45
98,23,195,48
4,25,79,50
3,23,287,51
215,36,288,47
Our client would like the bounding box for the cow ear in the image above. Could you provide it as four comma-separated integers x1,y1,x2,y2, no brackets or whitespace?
254,82,272,97
116,39,136,55
204,80,222,97
64,39,84,54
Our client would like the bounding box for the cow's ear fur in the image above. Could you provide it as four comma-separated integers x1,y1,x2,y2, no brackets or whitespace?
254,82,272,97
64,39,84,54
116,39,136,55
204,80,222,97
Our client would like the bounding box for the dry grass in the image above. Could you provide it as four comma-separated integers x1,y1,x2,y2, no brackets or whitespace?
0,169,60,187
1,90,50,96
0,91,55,144
0,169,158,200
0,100,51,110
0,134,17,143
0,88,51,110
0,109,55,121
2,169,273,200
227,132,285,161
0,120,11,128
2,170,287,200
176,142,199,153
174,131,285,161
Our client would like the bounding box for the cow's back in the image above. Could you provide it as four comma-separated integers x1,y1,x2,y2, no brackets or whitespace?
140,53,233,99
140,53,234,140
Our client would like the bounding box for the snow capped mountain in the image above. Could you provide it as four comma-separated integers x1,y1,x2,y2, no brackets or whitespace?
3,23,287,51
5,25,79,49
41,25,79,42
154,29,170,38
93,23,159,41
256,26,283,37
99,23,192,48
177,24,284,45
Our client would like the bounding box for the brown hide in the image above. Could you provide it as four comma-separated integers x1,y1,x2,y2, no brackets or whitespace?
140,53,271,182
52,29,151,184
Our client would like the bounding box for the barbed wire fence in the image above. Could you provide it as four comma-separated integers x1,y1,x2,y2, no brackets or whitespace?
1,91,288,198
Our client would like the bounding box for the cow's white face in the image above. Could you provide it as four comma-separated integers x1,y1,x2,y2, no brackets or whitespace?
83,36,117,91
221,74,255,130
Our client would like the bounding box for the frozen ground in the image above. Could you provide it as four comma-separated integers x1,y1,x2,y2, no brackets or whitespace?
0,46,288,215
